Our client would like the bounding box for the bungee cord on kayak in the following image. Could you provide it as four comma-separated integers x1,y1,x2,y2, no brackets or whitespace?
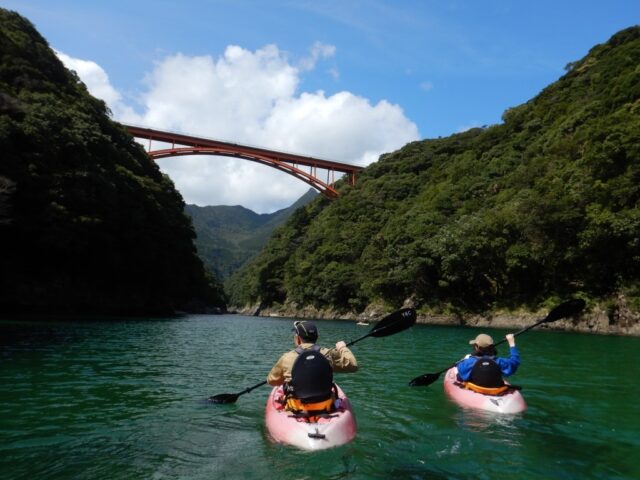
408,299,585,389
266,320,358,417
209,301,585,449
209,308,416,450
408,299,586,414
444,332,527,413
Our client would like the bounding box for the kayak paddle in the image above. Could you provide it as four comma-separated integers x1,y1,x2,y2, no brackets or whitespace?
344,307,417,347
209,307,417,404
209,380,268,404
408,299,586,387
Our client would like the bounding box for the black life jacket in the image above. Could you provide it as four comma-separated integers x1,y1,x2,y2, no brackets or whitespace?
469,356,505,388
288,345,334,404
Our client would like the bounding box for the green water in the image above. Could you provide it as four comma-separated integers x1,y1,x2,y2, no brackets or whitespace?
1,314,639,479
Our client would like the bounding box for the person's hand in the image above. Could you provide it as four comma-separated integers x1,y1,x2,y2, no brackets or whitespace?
506,333,515,347
335,340,347,350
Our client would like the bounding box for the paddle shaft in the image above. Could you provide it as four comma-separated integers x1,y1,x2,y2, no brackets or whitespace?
493,316,552,347
345,331,373,348
239,380,267,396
409,299,585,387
213,307,416,403
214,332,368,402
428,319,546,377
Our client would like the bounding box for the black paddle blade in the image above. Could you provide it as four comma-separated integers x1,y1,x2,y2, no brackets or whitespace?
408,372,440,387
545,298,586,322
208,393,239,404
370,308,417,338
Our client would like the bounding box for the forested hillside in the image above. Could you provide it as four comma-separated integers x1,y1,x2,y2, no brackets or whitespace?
0,9,226,315
186,188,317,280
227,26,640,317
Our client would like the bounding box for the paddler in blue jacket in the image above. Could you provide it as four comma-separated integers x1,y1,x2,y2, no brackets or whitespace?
456,333,520,388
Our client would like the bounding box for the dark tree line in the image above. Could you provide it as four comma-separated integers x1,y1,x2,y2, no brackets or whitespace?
0,9,226,315
227,26,640,315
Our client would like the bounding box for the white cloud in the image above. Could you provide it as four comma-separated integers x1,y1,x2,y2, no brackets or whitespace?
56,44,419,213
299,41,336,71
263,91,418,166
420,81,434,92
456,122,481,133
55,50,136,121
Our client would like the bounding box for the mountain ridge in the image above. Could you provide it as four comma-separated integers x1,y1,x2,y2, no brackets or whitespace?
186,188,317,280
226,26,640,333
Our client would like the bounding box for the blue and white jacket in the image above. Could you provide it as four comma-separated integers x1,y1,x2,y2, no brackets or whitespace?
456,346,521,381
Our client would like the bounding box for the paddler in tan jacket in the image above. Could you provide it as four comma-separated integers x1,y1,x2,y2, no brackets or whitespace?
267,320,358,388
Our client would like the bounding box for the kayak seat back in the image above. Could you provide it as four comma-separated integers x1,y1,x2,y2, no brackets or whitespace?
289,346,334,404
469,357,505,388
462,381,510,396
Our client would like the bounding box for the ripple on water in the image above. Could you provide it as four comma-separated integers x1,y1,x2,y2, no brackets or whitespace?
1,316,640,480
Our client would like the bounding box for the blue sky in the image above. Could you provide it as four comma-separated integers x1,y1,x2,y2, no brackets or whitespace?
4,1,639,212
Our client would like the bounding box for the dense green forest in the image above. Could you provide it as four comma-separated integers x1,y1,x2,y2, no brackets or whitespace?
227,26,640,316
186,189,316,280
0,9,226,315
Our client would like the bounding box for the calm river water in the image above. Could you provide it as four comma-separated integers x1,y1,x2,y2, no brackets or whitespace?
1,314,639,479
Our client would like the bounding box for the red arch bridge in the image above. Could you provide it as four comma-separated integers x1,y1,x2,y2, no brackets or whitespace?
123,124,363,199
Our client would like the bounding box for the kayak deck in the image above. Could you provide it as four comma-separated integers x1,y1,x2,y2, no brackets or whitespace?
443,367,527,414
265,384,357,451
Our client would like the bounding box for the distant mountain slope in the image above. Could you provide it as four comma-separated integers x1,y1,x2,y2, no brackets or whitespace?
186,189,317,279
0,9,226,314
227,26,640,316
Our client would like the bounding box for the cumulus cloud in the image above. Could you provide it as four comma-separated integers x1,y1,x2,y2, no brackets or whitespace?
262,91,417,165
55,50,136,120
57,44,419,213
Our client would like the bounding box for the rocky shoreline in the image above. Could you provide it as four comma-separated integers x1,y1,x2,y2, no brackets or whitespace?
234,295,640,337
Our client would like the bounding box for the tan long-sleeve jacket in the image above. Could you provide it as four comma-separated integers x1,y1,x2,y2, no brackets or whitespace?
266,342,358,386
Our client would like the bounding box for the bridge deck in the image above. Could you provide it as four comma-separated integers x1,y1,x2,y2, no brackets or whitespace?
123,125,362,175
123,124,363,198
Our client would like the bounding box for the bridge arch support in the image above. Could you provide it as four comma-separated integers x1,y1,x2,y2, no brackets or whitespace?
124,125,362,199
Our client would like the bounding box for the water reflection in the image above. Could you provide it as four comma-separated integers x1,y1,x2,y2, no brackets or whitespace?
452,408,524,446
2,315,640,480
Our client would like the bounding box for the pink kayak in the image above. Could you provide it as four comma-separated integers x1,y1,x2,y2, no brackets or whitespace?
265,384,357,450
443,367,527,414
